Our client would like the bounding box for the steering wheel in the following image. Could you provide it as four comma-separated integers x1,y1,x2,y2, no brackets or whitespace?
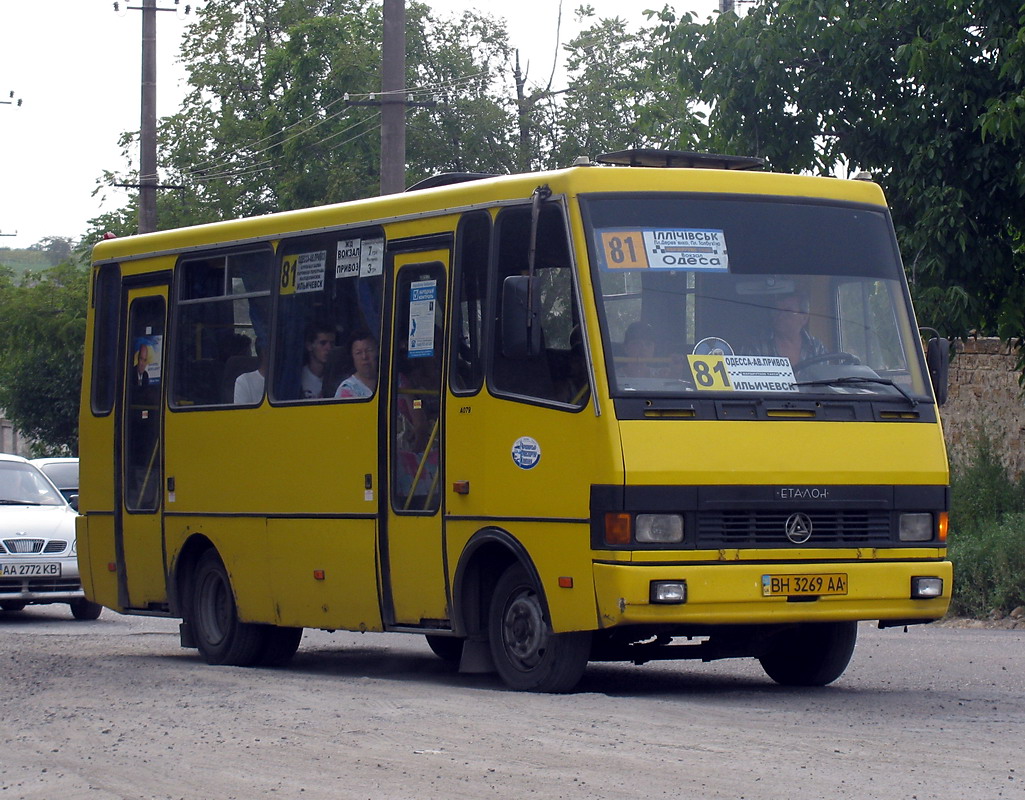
794,352,861,371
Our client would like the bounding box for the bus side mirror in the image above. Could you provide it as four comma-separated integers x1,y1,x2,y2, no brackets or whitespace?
501,275,542,359
926,337,950,406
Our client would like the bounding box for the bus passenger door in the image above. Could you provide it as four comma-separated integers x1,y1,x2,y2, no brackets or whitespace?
384,256,449,626
115,286,168,610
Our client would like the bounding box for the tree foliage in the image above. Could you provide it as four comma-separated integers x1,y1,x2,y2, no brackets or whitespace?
658,0,1025,344
0,263,88,454
97,1,700,231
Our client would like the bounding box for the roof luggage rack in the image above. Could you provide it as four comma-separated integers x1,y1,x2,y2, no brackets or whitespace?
594,149,764,170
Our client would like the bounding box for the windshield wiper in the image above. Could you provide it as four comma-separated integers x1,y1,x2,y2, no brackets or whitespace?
793,376,919,407
0,499,44,505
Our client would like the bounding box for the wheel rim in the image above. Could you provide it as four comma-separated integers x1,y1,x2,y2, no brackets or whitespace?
501,586,548,671
197,569,233,647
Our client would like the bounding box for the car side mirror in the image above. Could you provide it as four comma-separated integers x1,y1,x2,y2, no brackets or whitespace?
926,336,950,406
501,275,542,359
68,494,79,511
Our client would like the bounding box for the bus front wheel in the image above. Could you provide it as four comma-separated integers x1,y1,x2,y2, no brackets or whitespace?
191,549,265,666
758,621,858,686
487,563,590,692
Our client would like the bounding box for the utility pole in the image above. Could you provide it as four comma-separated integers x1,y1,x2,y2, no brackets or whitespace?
140,0,158,233
380,0,406,195
115,0,191,234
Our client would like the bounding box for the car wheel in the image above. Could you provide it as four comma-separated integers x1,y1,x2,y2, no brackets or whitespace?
487,563,590,692
70,599,103,620
1,600,27,612
190,549,266,666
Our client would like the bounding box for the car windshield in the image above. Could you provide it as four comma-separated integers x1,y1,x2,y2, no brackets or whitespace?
582,193,931,403
0,462,64,506
38,461,78,490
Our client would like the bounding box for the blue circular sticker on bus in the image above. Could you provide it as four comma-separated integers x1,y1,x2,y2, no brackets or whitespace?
511,436,542,470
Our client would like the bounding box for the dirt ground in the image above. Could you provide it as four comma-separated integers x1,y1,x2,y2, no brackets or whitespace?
2,608,1024,800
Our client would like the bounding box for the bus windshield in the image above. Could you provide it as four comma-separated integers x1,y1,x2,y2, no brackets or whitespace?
582,193,931,404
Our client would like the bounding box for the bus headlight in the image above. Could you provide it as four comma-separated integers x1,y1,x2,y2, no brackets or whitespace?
899,513,933,541
636,514,684,543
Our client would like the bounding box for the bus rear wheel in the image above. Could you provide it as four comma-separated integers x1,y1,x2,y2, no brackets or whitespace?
758,621,858,686
191,549,265,666
255,626,303,667
487,563,590,693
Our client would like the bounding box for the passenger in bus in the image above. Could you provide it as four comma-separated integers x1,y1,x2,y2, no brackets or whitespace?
333,330,378,399
233,343,267,404
746,292,826,366
301,323,336,398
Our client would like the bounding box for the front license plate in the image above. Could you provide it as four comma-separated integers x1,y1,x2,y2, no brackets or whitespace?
762,573,847,597
0,562,61,578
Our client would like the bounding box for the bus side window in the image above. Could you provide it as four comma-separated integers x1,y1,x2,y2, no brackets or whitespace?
271,231,384,402
172,249,272,408
90,263,121,415
490,204,588,407
450,211,490,394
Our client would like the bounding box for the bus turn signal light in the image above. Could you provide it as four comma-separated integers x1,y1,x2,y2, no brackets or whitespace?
604,513,631,545
938,511,948,542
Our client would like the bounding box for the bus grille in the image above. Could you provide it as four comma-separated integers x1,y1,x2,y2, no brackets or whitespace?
696,510,891,547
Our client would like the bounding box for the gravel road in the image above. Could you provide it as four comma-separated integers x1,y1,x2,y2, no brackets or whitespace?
2,608,1023,800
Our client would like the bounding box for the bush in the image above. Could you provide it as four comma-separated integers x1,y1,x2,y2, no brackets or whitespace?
947,429,1025,617
948,513,1025,617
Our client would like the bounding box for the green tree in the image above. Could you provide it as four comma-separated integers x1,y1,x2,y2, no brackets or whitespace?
658,0,1025,345
551,6,702,167
0,263,88,454
101,0,521,228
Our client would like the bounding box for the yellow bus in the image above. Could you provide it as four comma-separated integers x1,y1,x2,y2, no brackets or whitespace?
77,150,952,692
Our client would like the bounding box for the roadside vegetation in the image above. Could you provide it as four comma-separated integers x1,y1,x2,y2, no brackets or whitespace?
948,429,1025,617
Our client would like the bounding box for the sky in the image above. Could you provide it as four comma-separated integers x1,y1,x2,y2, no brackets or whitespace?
0,0,720,251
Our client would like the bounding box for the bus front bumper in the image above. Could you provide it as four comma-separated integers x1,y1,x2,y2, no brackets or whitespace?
592,558,952,628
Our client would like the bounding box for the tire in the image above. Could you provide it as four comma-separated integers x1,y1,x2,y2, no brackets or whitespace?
759,621,858,686
425,634,464,664
487,563,590,692
255,625,303,667
1,601,27,612
190,549,266,666
70,599,103,620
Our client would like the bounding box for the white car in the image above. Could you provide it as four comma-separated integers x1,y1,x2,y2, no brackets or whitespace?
0,453,101,620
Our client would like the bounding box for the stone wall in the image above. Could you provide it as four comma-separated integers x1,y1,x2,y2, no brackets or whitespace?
942,338,1025,479
0,413,33,457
